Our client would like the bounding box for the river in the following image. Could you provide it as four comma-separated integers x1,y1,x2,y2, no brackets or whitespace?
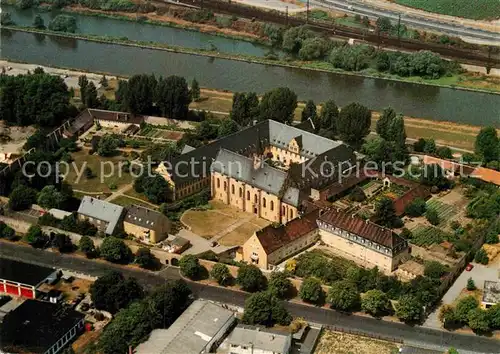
0,20,499,126
2,5,275,57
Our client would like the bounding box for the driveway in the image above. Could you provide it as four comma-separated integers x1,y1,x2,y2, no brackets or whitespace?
424,263,500,329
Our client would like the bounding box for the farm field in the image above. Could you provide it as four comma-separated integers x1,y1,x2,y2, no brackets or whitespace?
410,225,454,246
426,199,458,226
394,0,500,20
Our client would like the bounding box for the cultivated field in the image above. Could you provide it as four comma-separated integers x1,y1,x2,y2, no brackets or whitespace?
394,0,500,20
315,330,400,354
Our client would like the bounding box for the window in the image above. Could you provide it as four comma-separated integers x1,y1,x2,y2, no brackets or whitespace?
289,209,293,218
247,191,250,200
217,178,220,188
224,181,227,191
239,187,243,197
263,198,266,208
282,206,285,216
254,195,258,203
231,185,235,194
270,200,274,211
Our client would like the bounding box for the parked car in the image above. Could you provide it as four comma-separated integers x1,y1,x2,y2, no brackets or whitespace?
466,263,474,271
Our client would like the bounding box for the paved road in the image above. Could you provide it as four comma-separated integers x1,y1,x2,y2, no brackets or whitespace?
1,243,499,353
312,0,500,45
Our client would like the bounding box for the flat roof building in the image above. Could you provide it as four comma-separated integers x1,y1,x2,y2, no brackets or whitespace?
135,299,236,354
0,258,57,299
482,281,500,309
227,324,292,354
0,299,85,354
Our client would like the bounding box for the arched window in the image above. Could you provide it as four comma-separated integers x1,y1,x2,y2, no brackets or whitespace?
239,187,243,197
223,181,227,191
289,209,293,218
270,201,274,211
231,185,235,194
282,206,285,216
263,198,267,208
217,178,220,188
247,191,250,200
254,195,258,203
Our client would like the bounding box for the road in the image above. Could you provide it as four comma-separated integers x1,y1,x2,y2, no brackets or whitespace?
311,0,500,45
1,242,499,353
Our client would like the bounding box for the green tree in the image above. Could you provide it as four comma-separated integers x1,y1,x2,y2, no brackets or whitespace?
33,14,45,29
436,146,453,159
487,304,500,329
475,127,499,163
405,198,427,217
37,185,65,210
424,261,446,279
421,164,450,190
124,74,156,115
258,87,297,124
79,235,96,258
17,0,34,10
179,255,204,279
336,102,371,146
395,295,423,323
400,228,413,240
474,248,489,265
301,100,317,123
230,92,259,127
319,99,338,132
466,277,476,291
135,247,159,270
78,75,89,103
242,291,291,326
218,119,240,138
389,114,407,150
100,237,133,264
298,37,329,60
376,17,392,32
134,174,171,204
376,107,396,140
25,225,48,248
268,271,293,299
299,277,324,304
424,139,437,154
425,208,440,225
485,231,499,244
210,263,232,286
90,271,144,314
327,280,361,311
361,289,390,316
155,75,191,119
349,186,366,202
52,233,73,253
374,197,397,227
97,135,121,156
455,296,479,323
282,26,314,53
413,138,427,152
237,264,267,292
190,78,200,101
84,81,99,108
467,308,490,332
48,14,77,33
8,186,37,211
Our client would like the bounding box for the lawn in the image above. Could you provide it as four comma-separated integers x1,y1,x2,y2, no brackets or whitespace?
315,330,400,354
64,150,134,193
218,221,270,246
394,0,500,20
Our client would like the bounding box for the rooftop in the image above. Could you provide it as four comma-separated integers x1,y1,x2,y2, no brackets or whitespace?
318,208,406,250
227,324,291,354
482,281,500,304
77,196,125,234
135,299,235,354
0,258,56,287
0,300,84,353
124,205,168,232
255,210,320,255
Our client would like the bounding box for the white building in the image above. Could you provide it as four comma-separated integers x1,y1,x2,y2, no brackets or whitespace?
226,325,292,354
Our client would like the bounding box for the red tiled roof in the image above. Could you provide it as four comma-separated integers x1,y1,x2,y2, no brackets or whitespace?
471,167,500,186
256,210,319,255
393,185,431,216
422,155,475,176
318,208,404,249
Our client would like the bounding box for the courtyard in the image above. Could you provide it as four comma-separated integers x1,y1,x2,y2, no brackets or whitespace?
180,200,270,246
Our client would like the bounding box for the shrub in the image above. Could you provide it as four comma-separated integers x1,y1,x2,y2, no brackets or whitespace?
100,237,133,264
242,291,291,326
237,264,267,292
79,236,96,258
466,278,476,291
25,225,48,248
455,296,479,323
327,280,360,311
424,261,446,279
135,247,159,270
268,272,293,299
425,208,440,225
474,248,489,265
361,289,390,317
179,255,205,280
210,263,232,285
405,198,427,217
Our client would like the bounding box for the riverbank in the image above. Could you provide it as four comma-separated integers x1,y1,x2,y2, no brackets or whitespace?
4,25,500,95
2,59,493,151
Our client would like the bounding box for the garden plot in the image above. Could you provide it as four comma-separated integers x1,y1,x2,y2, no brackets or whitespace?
426,199,458,226
410,224,455,247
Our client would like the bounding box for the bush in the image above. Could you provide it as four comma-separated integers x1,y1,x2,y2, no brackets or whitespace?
52,233,73,253
25,225,48,248
468,308,490,332
425,208,440,225
327,280,360,311
474,248,489,265
299,277,324,305
424,261,446,279
466,277,476,291
242,291,291,326
268,272,293,299
455,296,479,323
395,295,423,323
0,222,16,240
48,15,77,33
361,290,390,317
400,228,413,240
8,186,37,211
135,247,159,270
210,263,232,286
79,236,96,258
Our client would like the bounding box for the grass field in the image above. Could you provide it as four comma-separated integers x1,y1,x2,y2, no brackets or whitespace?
394,0,500,20
64,150,134,193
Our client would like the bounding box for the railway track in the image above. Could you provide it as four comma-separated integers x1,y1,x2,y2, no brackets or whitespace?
166,0,500,68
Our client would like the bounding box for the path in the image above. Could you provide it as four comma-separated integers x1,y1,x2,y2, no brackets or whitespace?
103,183,133,202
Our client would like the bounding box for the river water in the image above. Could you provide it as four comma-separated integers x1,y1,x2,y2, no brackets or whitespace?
2,5,275,57
1,8,499,126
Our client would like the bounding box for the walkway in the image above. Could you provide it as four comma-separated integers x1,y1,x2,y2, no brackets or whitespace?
104,183,133,202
